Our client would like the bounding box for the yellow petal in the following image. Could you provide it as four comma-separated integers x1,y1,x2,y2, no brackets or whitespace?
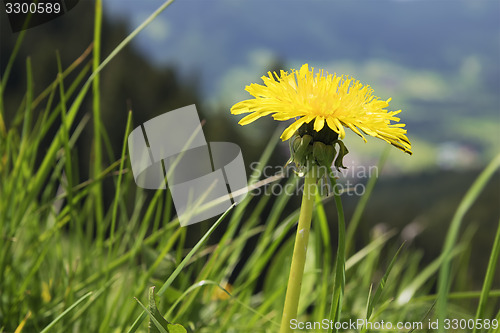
239,111,271,125
230,101,252,115
280,117,310,141
314,116,325,132
299,63,309,76
329,118,345,139
326,117,340,136
273,112,299,121
345,122,367,142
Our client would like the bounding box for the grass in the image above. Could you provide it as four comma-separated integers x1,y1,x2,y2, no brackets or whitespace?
1,1,500,332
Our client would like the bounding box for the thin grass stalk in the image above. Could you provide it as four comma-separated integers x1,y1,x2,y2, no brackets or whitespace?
345,147,389,256
55,53,77,225
328,176,346,333
39,292,93,333
92,0,104,245
0,27,28,136
108,110,132,259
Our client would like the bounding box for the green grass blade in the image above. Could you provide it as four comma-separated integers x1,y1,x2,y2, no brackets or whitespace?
39,292,93,333
38,62,92,140
134,296,168,333
495,309,500,332
62,278,117,331
21,57,33,144
473,219,500,333
366,242,405,319
328,176,346,333
55,52,76,227
158,206,235,295
345,230,396,271
32,44,93,110
412,289,500,302
397,245,464,306
437,154,500,331
92,0,105,241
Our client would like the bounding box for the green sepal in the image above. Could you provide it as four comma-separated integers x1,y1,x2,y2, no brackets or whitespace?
333,139,349,170
293,134,313,168
313,142,336,169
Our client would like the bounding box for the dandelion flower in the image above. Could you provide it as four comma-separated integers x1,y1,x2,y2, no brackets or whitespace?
231,64,413,333
231,64,412,155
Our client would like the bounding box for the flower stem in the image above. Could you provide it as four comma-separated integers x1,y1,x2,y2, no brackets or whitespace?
280,168,317,333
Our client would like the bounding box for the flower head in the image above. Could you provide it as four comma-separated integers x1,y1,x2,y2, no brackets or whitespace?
231,64,412,155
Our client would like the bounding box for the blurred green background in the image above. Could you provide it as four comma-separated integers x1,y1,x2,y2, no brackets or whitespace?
1,0,499,288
